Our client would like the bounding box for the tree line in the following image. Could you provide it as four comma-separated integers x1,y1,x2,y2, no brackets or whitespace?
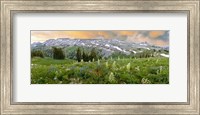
76,47,99,62
31,47,65,59
31,46,164,60
31,47,100,62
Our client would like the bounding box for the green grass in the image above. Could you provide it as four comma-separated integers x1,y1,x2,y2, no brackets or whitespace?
32,57,76,65
31,57,169,84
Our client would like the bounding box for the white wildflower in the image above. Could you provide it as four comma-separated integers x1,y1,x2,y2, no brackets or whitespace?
108,72,116,83
135,66,140,71
112,61,116,69
106,61,109,68
97,59,100,65
141,78,151,84
126,63,131,71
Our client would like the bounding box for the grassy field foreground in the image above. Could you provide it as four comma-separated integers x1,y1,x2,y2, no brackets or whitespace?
31,57,169,84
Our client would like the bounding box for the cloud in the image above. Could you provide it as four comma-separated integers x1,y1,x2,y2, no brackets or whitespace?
126,30,169,46
117,31,137,36
157,31,169,41
149,31,165,38
127,34,150,43
31,30,169,46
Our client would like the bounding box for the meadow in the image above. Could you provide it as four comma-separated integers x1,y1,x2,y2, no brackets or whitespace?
31,57,169,84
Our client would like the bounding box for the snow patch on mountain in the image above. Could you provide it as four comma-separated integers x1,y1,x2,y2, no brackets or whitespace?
131,50,137,54
105,44,110,47
160,54,169,58
31,38,169,57
113,46,123,51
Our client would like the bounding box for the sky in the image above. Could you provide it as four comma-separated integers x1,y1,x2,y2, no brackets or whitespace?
31,30,169,46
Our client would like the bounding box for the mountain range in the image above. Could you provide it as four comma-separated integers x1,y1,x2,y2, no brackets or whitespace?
31,38,169,58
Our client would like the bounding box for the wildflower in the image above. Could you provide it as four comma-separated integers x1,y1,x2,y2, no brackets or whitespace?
112,61,116,69
92,58,95,62
156,59,159,63
55,71,58,75
135,66,140,71
97,59,100,65
81,59,84,62
141,78,151,84
160,66,163,72
108,72,116,83
66,68,70,71
156,70,159,74
126,63,131,71
106,61,109,68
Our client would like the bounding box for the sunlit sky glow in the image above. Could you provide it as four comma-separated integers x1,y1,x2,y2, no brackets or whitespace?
31,30,169,46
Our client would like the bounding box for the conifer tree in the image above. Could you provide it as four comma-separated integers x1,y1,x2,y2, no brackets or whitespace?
52,47,65,59
76,47,82,62
82,50,87,62
90,48,97,61
31,50,44,58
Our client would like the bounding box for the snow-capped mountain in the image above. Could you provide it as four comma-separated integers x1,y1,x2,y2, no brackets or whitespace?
31,38,169,57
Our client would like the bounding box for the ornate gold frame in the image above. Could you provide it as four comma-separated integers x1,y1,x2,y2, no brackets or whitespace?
1,0,199,114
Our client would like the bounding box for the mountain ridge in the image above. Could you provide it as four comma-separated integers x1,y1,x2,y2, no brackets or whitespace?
31,38,169,58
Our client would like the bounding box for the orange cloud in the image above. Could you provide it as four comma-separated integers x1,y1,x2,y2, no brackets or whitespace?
32,31,113,40
97,31,111,39
117,31,137,36
31,31,51,38
31,30,169,46
149,31,165,38
128,34,151,43
127,33,168,47
154,40,169,46
62,31,96,39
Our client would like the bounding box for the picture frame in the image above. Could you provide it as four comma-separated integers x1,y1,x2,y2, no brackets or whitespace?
0,0,199,114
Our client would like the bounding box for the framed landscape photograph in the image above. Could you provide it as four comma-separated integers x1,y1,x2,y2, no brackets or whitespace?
0,0,199,114
31,30,169,84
